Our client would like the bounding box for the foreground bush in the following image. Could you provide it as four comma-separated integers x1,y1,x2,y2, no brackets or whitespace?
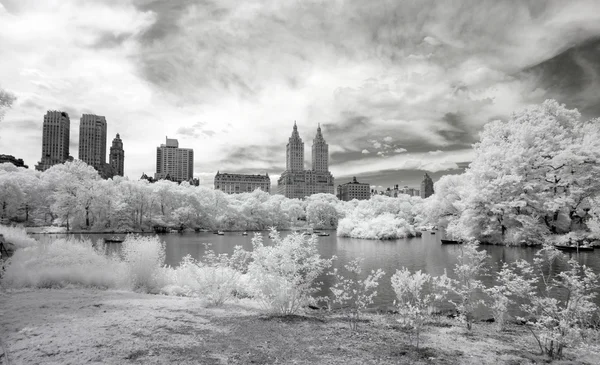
330,259,385,331
1,237,126,288
512,246,600,359
247,229,332,315
122,235,166,293
0,225,37,250
391,268,450,348
162,246,247,305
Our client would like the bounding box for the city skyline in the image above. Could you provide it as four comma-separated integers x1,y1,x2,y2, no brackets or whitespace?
2,1,600,188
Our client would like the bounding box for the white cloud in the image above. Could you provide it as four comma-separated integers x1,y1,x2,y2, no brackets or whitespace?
428,150,443,155
361,149,370,154
394,148,407,153
383,136,393,143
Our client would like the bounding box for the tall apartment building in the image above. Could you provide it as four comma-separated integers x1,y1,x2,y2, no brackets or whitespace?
337,177,370,201
277,123,335,198
420,173,434,198
36,111,70,171
78,114,107,170
214,172,271,194
155,137,194,183
109,133,125,177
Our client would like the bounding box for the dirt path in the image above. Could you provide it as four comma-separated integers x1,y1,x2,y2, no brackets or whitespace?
0,289,597,364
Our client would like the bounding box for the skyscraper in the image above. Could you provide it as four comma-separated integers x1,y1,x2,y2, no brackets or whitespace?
155,137,194,183
286,121,304,172
312,124,328,173
420,173,434,198
78,114,107,170
36,110,70,171
109,133,125,177
277,123,335,198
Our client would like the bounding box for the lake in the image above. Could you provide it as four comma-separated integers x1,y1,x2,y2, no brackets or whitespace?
68,230,600,315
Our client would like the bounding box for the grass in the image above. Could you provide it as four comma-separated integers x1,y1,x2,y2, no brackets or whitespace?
1,288,599,364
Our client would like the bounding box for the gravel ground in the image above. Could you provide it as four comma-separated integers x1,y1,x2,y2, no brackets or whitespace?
0,289,598,364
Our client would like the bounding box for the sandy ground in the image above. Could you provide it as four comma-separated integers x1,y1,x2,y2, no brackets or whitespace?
1,289,598,365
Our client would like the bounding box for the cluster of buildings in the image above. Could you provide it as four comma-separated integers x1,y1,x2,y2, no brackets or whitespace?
3,112,436,200
33,111,124,178
212,123,434,201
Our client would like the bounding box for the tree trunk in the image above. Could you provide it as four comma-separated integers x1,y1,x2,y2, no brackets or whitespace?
86,206,90,227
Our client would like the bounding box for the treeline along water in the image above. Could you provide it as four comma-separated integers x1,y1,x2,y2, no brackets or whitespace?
70,231,600,316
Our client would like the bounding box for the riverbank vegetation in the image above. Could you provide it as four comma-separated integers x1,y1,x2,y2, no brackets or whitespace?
2,227,599,360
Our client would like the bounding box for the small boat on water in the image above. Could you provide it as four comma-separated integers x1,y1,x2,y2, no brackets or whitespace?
104,237,124,243
441,239,461,245
554,245,594,252
317,232,330,237
430,231,436,235
217,231,225,235
242,232,248,236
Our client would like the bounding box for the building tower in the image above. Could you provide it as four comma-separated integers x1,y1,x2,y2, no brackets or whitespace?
36,110,70,171
277,122,334,198
109,133,125,177
420,173,434,198
312,123,328,172
155,137,194,183
78,114,107,170
286,121,304,172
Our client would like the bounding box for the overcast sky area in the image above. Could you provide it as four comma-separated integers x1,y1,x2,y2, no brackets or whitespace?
1,0,600,189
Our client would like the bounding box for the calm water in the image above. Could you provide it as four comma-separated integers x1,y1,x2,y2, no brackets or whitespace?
68,230,600,314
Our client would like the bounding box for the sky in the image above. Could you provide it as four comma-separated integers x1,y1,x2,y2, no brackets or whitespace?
1,0,600,190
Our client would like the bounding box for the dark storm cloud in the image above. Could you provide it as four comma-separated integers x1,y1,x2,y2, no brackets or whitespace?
522,37,600,118
220,144,285,172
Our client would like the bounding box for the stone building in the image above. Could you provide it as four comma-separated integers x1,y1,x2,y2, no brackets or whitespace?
109,133,125,177
420,173,434,198
155,137,194,183
214,172,271,194
0,154,28,168
338,177,370,201
79,114,107,170
36,111,70,171
277,123,334,198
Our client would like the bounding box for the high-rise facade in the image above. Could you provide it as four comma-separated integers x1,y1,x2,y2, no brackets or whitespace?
109,133,125,176
420,173,434,198
78,114,107,170
214,172,271,194
277,123,335,198
36,111,70,171
155,137,194,183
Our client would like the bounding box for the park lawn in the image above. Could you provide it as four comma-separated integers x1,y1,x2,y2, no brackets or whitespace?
0,288,598,365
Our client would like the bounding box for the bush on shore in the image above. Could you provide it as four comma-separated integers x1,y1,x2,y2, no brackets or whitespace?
1,237,127,289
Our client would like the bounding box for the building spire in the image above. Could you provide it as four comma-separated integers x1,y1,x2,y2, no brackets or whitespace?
291,121,300,140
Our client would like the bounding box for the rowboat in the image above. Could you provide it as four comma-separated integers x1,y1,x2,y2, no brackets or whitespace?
554,245,594,252
441,239,461,245
104,237,124,243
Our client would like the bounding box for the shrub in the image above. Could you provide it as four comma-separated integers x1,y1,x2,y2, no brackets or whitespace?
337,213,419,240
122,235,166,293
1,237,126,289
439,241,489,330
0,225,37,250
247,229,332,315
330,258,385,331
391,268,450,348
484,260,537,331
163,245,248,306
513,246,600,359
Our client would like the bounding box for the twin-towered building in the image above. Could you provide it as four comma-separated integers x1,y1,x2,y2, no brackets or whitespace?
35,111,124,177
277,122,335,198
